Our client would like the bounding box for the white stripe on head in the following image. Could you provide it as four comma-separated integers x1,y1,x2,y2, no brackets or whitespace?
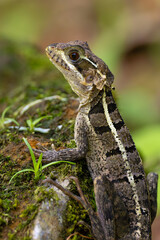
82,56,98,68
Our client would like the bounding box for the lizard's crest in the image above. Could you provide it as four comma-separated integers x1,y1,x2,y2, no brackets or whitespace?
46,40,114,105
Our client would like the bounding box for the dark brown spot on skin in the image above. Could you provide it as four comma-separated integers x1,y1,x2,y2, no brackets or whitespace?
89,100,104,115
114,120,125,130
111,176,129,184
108,102,117,113
94,126,111,134
77,66,83,73
106,147,121,157
106,90,113,97
56,57,59,63
126,145,136,153
64,63,70,70
61,59,65,66
133,174,144,183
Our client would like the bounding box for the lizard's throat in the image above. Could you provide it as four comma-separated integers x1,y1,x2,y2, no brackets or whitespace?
79,87,101,108
79,87,104,112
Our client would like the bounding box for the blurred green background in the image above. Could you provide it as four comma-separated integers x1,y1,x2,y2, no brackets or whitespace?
0,0,160,229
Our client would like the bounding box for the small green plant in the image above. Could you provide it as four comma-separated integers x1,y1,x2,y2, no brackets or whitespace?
0,106,19,129
26,116,51,133
9,137,75,183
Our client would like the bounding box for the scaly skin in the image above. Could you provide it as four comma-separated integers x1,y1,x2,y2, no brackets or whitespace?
34,41,158,240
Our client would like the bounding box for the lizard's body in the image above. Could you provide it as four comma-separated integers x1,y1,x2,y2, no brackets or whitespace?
36,41,158,240
76,88,151,239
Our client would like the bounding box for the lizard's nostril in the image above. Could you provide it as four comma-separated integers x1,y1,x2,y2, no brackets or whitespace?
45,44,57,53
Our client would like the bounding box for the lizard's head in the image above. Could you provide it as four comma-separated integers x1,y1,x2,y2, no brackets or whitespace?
46,40,114,105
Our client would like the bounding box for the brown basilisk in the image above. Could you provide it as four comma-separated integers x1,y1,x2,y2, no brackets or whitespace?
34,41,158,240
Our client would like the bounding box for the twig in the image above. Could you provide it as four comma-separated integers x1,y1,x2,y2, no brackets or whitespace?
66,231,94,240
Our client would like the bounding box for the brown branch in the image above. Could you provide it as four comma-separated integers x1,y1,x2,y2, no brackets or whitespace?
66,231,94,240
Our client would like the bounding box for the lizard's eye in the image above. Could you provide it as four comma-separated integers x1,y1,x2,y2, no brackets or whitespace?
69,51,80,62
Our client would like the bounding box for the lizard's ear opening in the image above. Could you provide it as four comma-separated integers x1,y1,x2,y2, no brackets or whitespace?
93,75,106,90
92,68,114,91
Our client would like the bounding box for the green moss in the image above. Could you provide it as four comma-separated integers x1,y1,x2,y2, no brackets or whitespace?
8,232,16,240
0,198,2,207
6,197,40,238
34,185,59,203
22,236,31,240
0,216,7,226
18,210,38,230
12,198,19,208
60,160,95,239
20,204,37,218
0,213,11,228
1,199,13,212
0,130,21,146
66,139,76,149
7,185,62,239
0,39,92,239
66,200,88,226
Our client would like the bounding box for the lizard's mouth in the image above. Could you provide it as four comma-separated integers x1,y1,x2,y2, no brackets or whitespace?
45,46,56,61
45,46,70,71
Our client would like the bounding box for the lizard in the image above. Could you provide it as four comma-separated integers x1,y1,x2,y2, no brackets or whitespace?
34,40,158,240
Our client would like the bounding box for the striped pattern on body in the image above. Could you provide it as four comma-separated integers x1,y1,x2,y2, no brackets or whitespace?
102,88,142,238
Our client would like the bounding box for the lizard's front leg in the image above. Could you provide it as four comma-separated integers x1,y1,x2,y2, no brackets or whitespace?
33,115,88,163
